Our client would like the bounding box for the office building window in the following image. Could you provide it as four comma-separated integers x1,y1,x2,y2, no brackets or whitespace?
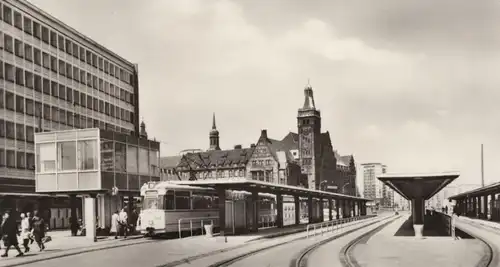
14,39,23,58
0,120,4,137
16,151,25,169
59,85,66,100
26,153,35,170
25,71,34,89
13,11,22,29
77,140,97,170
43,78,50,95
34,74,42,92
16,123,24,141
50,56,57,72
26,126,34,143
51,81,58,97
58,35,64,52
15,95,24,113
3,5,12,25
6,150,15,168
0,89,3,108
5,63,14,82
0,149,4,167
15,67,24,85
126,145,137,173
57,141,77,171
23,16,32,34
42,52,50,69
24,44,32,61
6,121,15,139
33,21,41,39
5,91,14,111
36,143,56,173
50,31,57,48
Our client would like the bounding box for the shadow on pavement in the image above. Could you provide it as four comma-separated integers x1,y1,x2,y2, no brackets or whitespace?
394,214,474,239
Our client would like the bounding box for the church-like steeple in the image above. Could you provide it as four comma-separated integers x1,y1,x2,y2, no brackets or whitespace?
302,81,316,110
209,112,220,151
139,117,148,139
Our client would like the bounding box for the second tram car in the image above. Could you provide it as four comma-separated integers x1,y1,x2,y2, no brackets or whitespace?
138,182,275,237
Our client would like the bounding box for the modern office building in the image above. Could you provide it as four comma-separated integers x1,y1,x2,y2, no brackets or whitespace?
0,0,139,224
361,163,395,207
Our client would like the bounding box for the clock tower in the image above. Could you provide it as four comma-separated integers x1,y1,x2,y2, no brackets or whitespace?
297,82,322,190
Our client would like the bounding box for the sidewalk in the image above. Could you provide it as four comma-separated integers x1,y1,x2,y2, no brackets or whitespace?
458,216,500,231
0,231,149,267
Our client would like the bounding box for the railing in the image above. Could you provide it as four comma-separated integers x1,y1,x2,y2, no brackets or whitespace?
432,211,456,238
178,216,218,239
260,214,277,228
306,215,371,238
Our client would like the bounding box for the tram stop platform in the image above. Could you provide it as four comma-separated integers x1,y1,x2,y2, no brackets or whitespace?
352,214,487,267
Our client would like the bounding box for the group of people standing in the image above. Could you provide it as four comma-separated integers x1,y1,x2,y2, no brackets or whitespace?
110,208,138,239
0,210,46,258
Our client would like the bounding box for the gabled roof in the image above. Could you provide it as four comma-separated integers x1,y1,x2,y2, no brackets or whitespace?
159,156,182,169
280,132,299,150
177,148,254,169
266,138,296,163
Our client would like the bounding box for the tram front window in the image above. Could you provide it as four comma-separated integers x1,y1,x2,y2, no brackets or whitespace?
143,197,159,209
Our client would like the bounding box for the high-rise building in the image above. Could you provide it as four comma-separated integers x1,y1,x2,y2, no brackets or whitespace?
0,0,139,216
361,163,396,207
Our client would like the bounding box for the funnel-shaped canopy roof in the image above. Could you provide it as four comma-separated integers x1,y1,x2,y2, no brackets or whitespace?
378,172,460,200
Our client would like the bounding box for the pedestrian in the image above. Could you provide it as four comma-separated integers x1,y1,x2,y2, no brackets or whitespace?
70,216,79,236
111,211,119,239
119,208,128,238
129,209,138,234
26,212,34,244
1,211,24,257
31,211,46,252
20,213,31,253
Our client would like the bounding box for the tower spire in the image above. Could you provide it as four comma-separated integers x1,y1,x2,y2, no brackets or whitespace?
209,112,220,151
302,80,316,110
212,112,217,130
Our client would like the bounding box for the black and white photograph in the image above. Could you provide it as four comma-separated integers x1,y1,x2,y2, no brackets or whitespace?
0,0,499,266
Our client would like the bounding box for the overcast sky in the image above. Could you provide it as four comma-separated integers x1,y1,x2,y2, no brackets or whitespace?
30,0,500,191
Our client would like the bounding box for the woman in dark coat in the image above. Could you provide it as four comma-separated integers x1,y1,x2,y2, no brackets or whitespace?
1,211,24,257
31,211,46,251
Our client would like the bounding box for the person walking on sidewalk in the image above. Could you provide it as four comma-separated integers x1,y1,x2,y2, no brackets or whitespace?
111,211,119,239
119,209,128,238
20,213,31,253
1,211,24,258
31,211,46,251
26,212,34,244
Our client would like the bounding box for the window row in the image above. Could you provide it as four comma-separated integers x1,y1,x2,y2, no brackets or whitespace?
1,33,134,105
0,148,35,170
1,2,134,85
0,90,133,135
143,191,220,211
36,140,98,173
0,62,135,124
0,119,34,142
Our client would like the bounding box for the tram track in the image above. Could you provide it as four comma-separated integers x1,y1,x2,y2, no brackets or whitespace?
453,221,495,267
290,215,399,267
202,215,397,267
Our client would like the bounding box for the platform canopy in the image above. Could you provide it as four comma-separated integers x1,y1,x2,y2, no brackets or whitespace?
170,178,371,201
378,172,460,200
448,181,500,200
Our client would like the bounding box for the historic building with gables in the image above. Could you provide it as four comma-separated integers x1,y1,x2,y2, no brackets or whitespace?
159,83,357,195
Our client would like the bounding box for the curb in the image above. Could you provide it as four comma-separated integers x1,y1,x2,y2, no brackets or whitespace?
0,236,150,267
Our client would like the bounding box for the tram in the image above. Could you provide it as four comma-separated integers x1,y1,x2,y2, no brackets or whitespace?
138,181,275,237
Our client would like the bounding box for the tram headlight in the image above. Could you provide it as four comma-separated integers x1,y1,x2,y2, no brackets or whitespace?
149,220,154,226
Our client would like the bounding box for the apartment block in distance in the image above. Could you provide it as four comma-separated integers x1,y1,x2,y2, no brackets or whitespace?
361,163,395,208
0,0,139,227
